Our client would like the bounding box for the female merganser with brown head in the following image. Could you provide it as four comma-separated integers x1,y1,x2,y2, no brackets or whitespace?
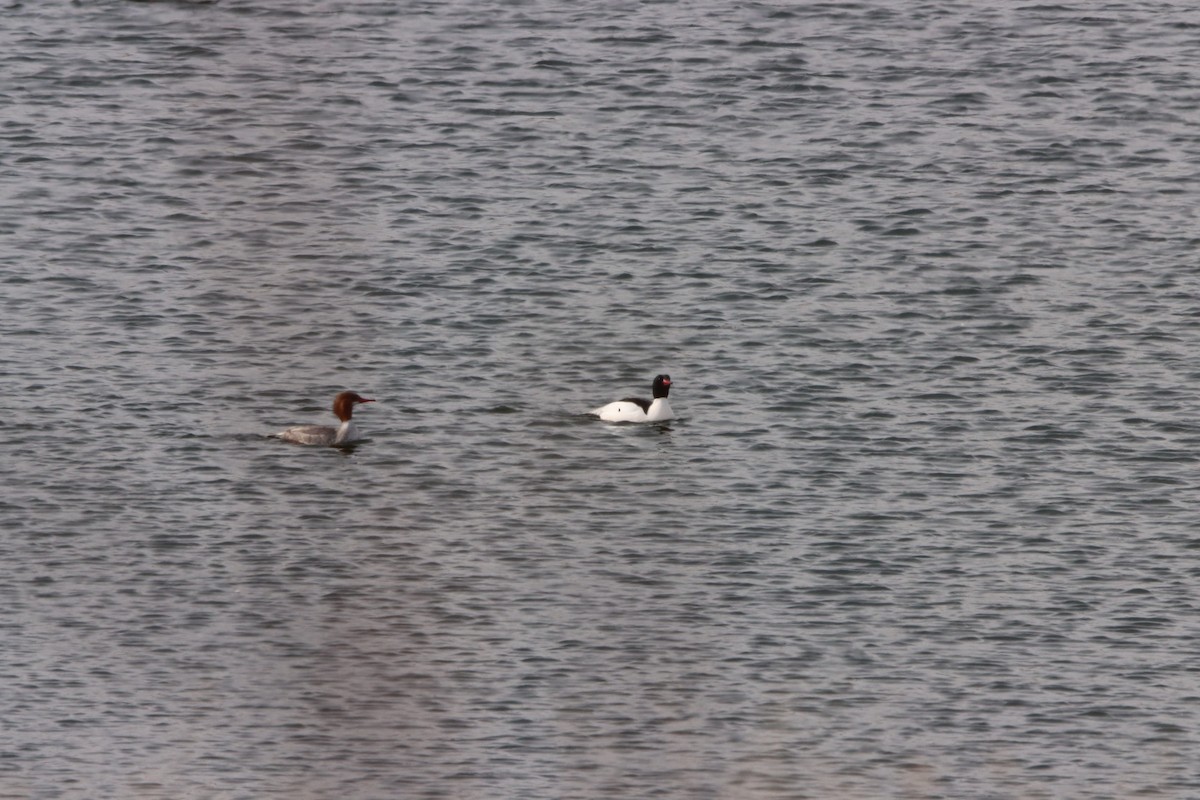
591,374,674,423
273,391,375,446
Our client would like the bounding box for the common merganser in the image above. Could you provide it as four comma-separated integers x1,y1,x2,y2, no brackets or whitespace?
591,374,674,422
273,391,375,446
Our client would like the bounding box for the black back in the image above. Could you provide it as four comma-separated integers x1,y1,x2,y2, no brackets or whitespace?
618,375,670,413
619,396,652,413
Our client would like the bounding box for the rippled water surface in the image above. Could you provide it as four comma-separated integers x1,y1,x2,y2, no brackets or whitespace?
4,1,1200,797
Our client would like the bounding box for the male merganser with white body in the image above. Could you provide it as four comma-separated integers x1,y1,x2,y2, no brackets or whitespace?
591,374,674,422
273,391,375,446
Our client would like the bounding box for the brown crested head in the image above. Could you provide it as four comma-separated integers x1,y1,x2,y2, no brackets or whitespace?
332,391,376,421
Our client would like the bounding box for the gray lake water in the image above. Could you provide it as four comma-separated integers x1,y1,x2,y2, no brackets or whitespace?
3,1,1200,798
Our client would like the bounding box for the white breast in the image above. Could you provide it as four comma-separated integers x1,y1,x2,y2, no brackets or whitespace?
592,398,673,423
644,397,673,422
